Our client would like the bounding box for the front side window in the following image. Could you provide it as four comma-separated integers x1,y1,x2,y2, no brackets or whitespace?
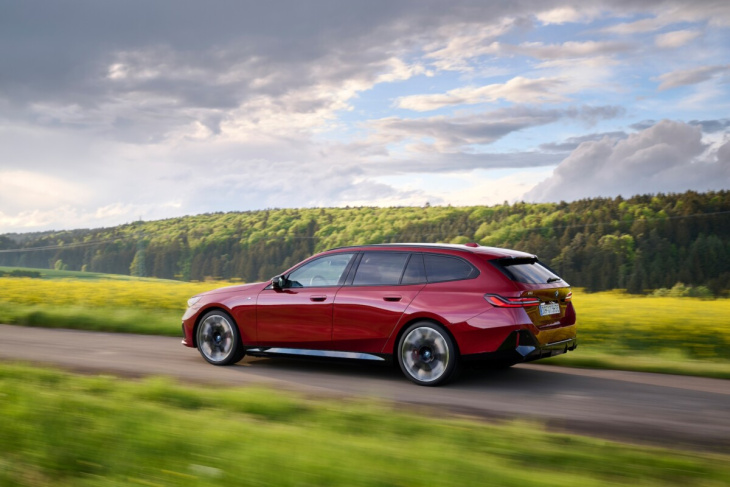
352,252,409,286
424,254,478,283
287,253,354,287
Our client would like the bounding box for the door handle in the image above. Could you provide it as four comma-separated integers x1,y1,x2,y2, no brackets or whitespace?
383,296,402,302
310,295,327,302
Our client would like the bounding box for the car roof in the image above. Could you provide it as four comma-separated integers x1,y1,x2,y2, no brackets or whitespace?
324,243,535,260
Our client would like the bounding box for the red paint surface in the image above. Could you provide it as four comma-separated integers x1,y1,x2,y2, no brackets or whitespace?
181,244,577,359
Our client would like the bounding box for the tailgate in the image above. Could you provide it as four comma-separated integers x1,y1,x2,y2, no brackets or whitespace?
521,286,572,328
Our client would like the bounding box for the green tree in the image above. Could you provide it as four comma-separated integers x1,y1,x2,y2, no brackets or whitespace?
130,247,147,277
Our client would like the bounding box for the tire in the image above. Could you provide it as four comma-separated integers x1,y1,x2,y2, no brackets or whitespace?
397,321,458,386
196,310,245,365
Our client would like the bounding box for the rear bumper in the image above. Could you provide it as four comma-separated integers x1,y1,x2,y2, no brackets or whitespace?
462,329,577,364
518,336,577,361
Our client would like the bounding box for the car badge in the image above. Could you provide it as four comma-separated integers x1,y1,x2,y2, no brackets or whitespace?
554,291,559,297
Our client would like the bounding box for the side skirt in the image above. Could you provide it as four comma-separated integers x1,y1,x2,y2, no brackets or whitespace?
246,347,388,362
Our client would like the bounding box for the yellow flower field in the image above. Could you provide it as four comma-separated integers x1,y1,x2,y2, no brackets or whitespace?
572,289,730,359
1,276,728,362
0,277,224,312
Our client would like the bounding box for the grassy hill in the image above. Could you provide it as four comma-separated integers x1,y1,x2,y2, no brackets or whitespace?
2,190,729,294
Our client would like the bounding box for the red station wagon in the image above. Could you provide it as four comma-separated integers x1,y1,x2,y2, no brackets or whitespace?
182,243,577,385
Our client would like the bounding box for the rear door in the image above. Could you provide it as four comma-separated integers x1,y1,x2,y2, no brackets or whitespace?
332,252,426,353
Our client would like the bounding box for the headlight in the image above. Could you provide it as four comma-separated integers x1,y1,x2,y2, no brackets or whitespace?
187,296,202,308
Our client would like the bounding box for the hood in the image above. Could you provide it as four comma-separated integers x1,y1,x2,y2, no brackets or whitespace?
198,281,266,297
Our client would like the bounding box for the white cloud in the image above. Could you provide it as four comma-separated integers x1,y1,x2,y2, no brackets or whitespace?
0,171,90,214
367,106,622,151
535,7,601,25
0,208,72,231
655,65,730,91
654,30,701,48
602,16,668,35
513,40,633,60
0,1,729,233
424,38,633,74
370,168,554,208
396,76,567,111
524,120,730,202
601,3,730,34
424,20,515,72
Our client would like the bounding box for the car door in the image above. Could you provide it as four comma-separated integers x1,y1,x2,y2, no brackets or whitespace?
332,252,426,353
256,252,355,349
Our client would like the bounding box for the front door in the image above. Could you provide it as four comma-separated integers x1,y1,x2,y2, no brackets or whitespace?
256,252,355,349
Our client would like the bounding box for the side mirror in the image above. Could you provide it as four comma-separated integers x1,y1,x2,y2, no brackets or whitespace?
271,275,287,290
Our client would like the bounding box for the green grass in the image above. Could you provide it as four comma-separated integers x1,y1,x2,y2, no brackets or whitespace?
0,363,728,487
0,303,182,336
540,349,730,380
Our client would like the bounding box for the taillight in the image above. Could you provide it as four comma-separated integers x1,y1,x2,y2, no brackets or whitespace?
484,294,540,308
564,291,572,302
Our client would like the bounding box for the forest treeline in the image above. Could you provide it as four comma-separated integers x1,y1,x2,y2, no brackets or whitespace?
1,190,729,294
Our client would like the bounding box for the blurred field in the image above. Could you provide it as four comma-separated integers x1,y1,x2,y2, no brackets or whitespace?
0,275,213,311
570,290,729,359
0,268,220,336
1,268,729,377
543,290,730,378
1,362,728,486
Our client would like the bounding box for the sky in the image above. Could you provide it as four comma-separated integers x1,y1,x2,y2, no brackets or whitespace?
1,0,729,233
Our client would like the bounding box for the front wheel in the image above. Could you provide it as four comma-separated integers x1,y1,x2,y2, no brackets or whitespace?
196,310,245,365
397,322,458,386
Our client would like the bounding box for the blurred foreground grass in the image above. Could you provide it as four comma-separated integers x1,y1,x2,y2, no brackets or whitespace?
1,362,729,487
1,269,729,377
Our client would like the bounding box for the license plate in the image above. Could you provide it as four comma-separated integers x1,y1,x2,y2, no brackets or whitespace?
539,302,560,316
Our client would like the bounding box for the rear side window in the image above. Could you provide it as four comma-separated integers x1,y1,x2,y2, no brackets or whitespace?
401,253,426,285
493,258,563,285
352,252,409,286
424,254,478,283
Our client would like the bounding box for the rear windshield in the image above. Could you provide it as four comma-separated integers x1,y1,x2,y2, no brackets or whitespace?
492,257,564,285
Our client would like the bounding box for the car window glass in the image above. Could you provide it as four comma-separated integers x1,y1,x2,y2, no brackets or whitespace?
352,252,409,286
287,253,354,287
424,254,478,283
497,259,562,284
401,253,426,285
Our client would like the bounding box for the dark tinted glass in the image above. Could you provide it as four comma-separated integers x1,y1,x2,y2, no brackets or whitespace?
352,252,409,286
497,259,563,284
424,254,478,283
401,253,426,285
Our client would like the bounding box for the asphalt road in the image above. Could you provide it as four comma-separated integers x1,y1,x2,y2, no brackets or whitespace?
1,324,728,452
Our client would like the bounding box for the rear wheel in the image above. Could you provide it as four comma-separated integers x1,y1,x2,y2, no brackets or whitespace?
397,322,458,386
196,310,245,365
